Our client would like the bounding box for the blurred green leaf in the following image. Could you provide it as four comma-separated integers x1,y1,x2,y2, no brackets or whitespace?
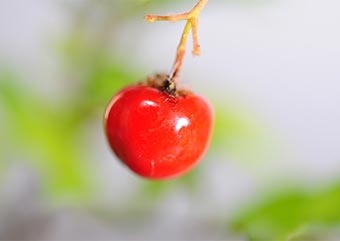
211,104,271,164
0,44,143,201
0,73,94,201
83,57,138,106
212,106,253,147
229,182,340,241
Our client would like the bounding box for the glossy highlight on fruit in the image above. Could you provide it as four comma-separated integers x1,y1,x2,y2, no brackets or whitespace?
104,80,213,179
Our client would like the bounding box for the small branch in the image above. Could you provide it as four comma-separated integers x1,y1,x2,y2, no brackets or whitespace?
145,0,208,82
191,17,200,56
145,12,189,22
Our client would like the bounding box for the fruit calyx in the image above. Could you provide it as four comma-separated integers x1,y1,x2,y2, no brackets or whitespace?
144,74,192,97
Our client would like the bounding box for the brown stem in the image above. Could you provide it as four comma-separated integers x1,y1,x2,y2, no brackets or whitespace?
145,0,208,82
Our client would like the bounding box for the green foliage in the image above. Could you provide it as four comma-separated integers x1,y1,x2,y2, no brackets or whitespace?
0,74,91,201
211,103,272,165
212,105,256,150
230,183,340,241
0,52,139,202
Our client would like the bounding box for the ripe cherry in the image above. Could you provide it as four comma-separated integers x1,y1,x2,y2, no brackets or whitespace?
104,0,211,179
104,76,213,179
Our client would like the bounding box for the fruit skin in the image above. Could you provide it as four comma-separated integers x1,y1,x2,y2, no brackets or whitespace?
104,84,213,179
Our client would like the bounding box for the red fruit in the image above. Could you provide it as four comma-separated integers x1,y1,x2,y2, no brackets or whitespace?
104,78,213,179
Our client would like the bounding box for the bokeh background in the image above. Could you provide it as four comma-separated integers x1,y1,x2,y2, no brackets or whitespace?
1,0,340,240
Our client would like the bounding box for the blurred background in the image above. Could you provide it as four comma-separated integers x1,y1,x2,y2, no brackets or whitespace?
1,0,340,240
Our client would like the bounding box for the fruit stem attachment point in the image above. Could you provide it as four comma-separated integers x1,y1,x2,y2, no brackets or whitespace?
162,77,177,96
145,0,208,82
